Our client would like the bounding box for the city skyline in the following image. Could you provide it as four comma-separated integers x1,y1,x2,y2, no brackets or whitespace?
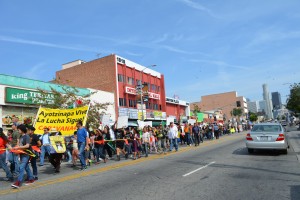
1,1,299,103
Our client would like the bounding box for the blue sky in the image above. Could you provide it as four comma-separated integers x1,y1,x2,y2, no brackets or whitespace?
1,0,299,104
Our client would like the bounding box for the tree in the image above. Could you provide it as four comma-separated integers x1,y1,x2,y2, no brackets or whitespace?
286,82,300,114
192,104,201,116
249,113,258,122
34,84,111,131
230,108,243,121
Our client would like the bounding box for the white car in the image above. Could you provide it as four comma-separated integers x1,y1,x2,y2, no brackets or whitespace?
246,123,288,154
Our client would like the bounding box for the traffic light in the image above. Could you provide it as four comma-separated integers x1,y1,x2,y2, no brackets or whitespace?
236,101,241,107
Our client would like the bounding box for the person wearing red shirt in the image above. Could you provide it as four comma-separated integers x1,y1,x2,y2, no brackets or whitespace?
0,127,14,182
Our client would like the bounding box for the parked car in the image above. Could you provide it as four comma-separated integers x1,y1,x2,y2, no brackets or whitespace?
280,120,287,126
246,123,288,154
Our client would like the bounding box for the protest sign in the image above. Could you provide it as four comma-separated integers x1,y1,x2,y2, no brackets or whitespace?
34,106,89,136
117,116,128,129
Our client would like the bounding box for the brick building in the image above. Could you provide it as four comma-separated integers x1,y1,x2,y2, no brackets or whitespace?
165,97,190,124
56,54,167,125
191,91,248,122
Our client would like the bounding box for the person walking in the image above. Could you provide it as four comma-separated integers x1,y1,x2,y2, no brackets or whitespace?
49,128,63,173
192,123,201,146
157,124,167,154
27,126,41,180
39,127,51,166
94,129,107,164
9,122,20,176
184,123,191,146
168,122,178,152
131,128,141,160
76,121,89,171
0,127,14,182
142,126,150,157
11,124,34,188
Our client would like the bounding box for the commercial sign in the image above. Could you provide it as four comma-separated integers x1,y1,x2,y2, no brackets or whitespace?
34,106,89,136
5,87,55,105
125,87,160,100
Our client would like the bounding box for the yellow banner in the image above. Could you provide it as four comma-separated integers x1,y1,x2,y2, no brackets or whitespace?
34,106,89,136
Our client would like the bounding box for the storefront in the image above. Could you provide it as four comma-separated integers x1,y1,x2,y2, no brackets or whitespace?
0,74,91,131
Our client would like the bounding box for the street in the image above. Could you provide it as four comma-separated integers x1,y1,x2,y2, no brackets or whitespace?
1,129,300,200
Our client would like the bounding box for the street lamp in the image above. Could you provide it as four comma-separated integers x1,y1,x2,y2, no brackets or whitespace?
139,65,156,121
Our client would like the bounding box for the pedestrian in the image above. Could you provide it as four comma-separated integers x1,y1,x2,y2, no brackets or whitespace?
39,127,51,166
149,127,157,153
94,129,107,164
27,126,41,180
142,126,150,157
184,123,191,146
103,126,113,159
71,132,79,167
115,128,128,161
11,124,35,188
0,127,14,182
48,128,63,173
76,120,89,171
131,128,141,160
214,123,220,139
168,122,179,152
157,124,167,154
192,123,201,146
9,122,20,176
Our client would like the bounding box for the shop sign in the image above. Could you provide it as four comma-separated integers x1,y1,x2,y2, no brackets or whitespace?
148,92,160,100
5,87,55,105
153,111,162,119
118,108,129,116
128,109,138,119
125,87,136,95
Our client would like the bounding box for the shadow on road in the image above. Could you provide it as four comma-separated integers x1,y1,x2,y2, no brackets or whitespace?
232,147,283,156
290,185,300,200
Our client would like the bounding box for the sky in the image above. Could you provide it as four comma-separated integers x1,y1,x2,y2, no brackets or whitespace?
0,0,299,104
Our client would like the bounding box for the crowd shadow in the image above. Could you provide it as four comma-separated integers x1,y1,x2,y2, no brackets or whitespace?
233,147,284,156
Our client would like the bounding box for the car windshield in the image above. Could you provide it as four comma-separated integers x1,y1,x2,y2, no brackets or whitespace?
251,125,282,132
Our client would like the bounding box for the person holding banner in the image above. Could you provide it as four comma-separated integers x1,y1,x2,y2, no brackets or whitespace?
27,126,41,180
49,128,63,173
103,126,113,159
94,129,107,164
0,127,14,182
76,121,89,171
11,124,35,188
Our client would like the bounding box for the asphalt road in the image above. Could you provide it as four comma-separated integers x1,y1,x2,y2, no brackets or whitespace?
1,128,300,200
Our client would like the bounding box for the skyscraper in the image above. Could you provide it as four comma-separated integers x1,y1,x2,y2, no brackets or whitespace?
271,92,282,109
262,84,273,119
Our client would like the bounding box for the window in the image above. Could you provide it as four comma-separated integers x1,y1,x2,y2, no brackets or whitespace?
151,84,157,91
129,99,136,108
153,104,159,110
136,79,141,86
118,74,126,83
119,98,127,106
157,86,160,92
159,105,162,110
127,77,135,85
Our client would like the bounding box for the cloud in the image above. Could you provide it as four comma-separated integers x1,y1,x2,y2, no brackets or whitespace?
246,29,300,48
21,62,47,80
178,0,219,18
188,58,251,70
125,51,143,56
0,35,99,52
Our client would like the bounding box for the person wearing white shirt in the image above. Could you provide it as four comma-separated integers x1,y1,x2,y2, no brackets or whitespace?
142,126,150,157
168,122,178,152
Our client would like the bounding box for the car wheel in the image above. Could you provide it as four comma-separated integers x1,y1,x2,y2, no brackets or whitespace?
248,148,254,154
282,149,288,154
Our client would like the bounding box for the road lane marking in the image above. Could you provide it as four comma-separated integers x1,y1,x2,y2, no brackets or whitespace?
0,133,244,196
183,161,216,177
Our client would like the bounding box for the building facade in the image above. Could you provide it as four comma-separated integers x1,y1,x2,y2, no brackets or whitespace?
262,84,273,119
56,54,167,125
165,97,190,124
191,91,248,123
271,91,282,109
248,101,259,113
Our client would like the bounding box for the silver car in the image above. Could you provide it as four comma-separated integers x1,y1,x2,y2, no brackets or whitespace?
246,123,288,154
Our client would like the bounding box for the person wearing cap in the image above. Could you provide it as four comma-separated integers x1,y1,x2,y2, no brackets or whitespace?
39,127,51,166
0,127,14,182
11,124,34,188
27,126,41,180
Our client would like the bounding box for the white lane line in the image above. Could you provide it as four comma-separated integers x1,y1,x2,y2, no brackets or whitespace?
183,161,216,177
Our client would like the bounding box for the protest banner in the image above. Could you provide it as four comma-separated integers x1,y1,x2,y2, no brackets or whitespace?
101,114,111,127
117,116,128,129
34,106,89,136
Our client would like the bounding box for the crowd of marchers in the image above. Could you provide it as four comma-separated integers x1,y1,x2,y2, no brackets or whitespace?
0,118,243,189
